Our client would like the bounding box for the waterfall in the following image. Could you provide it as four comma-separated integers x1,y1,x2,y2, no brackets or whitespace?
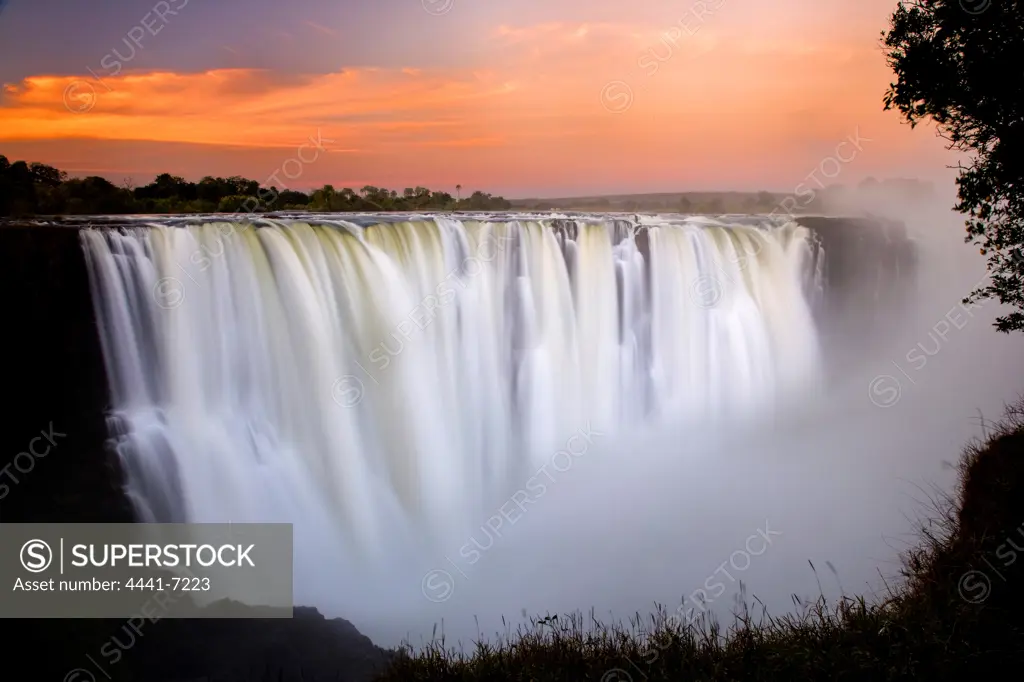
81,214,823,555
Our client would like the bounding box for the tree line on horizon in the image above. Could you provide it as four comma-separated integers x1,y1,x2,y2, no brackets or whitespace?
514,178,934,213
0,155,512,217
2,154,939,219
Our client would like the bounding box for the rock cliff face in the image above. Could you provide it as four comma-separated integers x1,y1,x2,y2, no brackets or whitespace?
0,215,913,680
0,224,132,523
797,215,917,374
796,215,915,309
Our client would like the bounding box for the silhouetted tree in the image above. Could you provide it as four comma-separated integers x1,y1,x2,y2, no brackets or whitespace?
310,184,336,211
3,160,40,215
29,162,66,187
278,189,310,208
884,0,1024,332
0,155,11,215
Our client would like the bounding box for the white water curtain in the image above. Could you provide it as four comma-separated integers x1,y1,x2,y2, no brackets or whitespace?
81,214,823,554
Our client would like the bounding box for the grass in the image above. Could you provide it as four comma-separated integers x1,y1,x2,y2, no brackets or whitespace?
375,399,1024,681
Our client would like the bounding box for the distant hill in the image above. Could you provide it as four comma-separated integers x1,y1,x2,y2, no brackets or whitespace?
510,179,936,214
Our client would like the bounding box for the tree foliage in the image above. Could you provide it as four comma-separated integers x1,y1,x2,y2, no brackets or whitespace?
0,155,510,217
883,0,1024,332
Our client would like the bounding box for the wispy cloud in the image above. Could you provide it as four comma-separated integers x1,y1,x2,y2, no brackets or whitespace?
0,68,517,151
304,21,338,38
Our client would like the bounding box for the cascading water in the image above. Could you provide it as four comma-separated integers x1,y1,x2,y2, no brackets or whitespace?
81,214,824,566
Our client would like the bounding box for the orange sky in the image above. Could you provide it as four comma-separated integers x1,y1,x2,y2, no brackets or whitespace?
0,0,956,197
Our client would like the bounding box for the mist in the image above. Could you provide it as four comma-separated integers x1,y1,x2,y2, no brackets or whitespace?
287,186,1024,650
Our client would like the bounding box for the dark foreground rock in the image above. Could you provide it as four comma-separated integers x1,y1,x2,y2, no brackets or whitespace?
13,606,395,682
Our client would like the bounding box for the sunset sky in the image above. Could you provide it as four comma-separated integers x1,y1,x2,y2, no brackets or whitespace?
0,0,957,198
